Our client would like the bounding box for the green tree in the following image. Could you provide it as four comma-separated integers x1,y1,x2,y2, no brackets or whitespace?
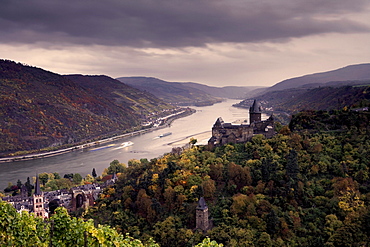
92,168,97,178
64,173,74,179
190,138,198,146
16,179,22,188
256,232,272,247
196,237,223,247
108,160,126,174
286,149,299,180
152,216,193,246
47,178,73,190
73,173,83,184
38,172,50,186
0,199,48,246
266,209,280,236
24,177,33,196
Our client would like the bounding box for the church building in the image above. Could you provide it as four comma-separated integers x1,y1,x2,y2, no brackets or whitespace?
33,176,47,218
208,100,275,148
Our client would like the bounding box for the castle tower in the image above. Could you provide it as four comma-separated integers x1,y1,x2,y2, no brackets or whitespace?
196,197,210,232
249,99,262,123
33,176,46,218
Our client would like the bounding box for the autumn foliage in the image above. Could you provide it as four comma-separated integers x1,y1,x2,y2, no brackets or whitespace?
86,109,370,246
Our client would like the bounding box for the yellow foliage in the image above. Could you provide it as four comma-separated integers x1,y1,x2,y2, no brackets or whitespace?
190,185,198,193
338,187,364,213
107,187,116,195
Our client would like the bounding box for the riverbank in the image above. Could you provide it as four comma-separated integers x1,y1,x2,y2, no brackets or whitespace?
0,108,195,163
167,130,211,146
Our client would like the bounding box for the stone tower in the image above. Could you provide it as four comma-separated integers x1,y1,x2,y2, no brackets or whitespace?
33,176,46,218
196,197,210,232
249,99,262,123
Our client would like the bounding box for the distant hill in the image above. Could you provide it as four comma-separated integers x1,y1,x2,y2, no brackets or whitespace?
116,77,223,106
235,84,370,115
65,75,172,116
182,82,264,99
0,60,173,156
266,63,370,92
233,63,370,124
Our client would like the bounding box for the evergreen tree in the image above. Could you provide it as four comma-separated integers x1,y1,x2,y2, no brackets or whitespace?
286,149,299,180
24,177,33,196
92,168,97,178
266,209,280,236
16,179,22,188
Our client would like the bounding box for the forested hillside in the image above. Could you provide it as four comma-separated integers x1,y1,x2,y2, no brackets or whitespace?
65,75,172,116
266,63,370,92
116,77,222,106
235,85,370,115
0,199,222,246
0,60,174,157
182,82,263,99
85,109,370,246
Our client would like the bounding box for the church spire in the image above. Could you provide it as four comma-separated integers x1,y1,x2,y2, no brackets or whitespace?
34,175,42,195
33,174,46,218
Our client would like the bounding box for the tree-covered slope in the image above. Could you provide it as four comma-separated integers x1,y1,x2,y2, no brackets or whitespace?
116,77,222,106
0,60,173,156
0,199,222,246
65,75,173,116
86,109,370,246
267,63,370,92
235,85,370,114
182,82,264,99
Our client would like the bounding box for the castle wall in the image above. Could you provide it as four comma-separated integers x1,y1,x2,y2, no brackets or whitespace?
250,112,261,123
208,100,275,148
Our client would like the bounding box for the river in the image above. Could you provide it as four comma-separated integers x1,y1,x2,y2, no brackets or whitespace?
0,99,266,189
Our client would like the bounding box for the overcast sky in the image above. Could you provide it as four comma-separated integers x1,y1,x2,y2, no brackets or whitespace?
1,0,370,87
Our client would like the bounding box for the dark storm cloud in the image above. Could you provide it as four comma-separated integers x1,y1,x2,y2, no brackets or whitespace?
1,0,369,47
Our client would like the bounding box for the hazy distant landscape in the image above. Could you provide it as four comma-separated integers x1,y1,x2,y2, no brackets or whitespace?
2,60,370,157
2,58,370,246
2,0,370,245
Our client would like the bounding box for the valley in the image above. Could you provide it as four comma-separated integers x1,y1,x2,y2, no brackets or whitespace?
1,60,370,246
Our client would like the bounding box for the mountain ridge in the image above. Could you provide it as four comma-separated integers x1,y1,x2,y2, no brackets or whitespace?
0,60,174,156
116,76,223,106
266,63,370,92
182,82,264,99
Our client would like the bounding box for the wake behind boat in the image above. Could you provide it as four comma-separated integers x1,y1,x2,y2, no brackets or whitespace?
159,132,172,138
113,141,134,150
89,144,115,152
121,141,134,147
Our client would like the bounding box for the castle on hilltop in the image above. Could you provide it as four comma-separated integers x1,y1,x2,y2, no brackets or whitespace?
208,100,275,148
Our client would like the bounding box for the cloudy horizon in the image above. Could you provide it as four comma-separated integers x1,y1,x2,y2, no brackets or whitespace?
1,0,370,87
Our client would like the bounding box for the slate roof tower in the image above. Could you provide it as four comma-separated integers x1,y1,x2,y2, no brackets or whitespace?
249,99,262,123
196,197,210,232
